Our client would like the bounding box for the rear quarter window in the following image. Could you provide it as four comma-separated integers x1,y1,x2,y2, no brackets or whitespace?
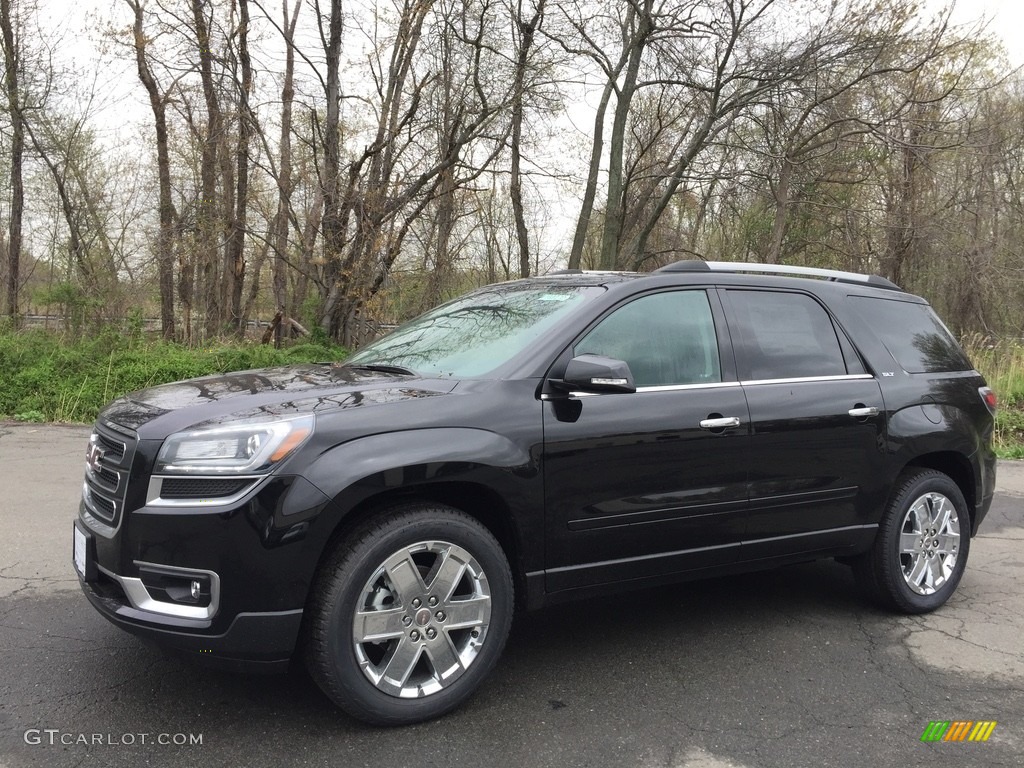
848,296,971,373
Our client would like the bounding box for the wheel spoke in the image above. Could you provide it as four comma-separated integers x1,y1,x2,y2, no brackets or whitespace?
909,500,930,533
925,555,943,591
426,634,464,681
932,497,954,533
384,552,427,605
935,533,959,555
381,637,422,689
354,607,406,643
899,532,920,554
443,595,490,628
906,554,929,587
427,547,467,601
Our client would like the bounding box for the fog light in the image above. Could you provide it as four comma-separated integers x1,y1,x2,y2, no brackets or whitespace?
138,566,212,607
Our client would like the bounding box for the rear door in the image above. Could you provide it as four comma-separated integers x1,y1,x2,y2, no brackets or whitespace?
720,288,888,559
542,288,751,592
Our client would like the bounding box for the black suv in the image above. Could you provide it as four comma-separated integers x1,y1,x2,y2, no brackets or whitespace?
74,261,997,725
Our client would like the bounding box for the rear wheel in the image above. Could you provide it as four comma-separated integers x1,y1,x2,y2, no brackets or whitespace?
853,469,970,614
306,503,513,725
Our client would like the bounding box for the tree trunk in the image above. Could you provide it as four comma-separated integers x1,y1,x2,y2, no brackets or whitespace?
318,0,344,337
1,0,24,324
224,0,253,336
509,1,544,278
192,0,224,336
128,0,176,339
568,22,631,271
272,0,301,328
766,155,793,265
598,2,651,270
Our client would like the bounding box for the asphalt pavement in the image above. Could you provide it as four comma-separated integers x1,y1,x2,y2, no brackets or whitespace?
1,423,1022,767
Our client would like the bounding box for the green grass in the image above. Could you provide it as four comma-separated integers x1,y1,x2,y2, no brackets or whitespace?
966,338,1024,459
0,328,348,424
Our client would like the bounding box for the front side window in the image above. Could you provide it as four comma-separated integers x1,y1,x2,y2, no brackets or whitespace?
574,291,722,388
725,290,847,381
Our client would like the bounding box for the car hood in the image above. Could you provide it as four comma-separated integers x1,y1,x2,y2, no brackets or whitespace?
98,364,459,439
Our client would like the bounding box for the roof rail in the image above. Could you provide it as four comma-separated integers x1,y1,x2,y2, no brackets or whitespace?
655,260,900,290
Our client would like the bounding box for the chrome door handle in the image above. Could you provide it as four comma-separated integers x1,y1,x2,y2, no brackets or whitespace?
699,416,741,430
848,406,879,418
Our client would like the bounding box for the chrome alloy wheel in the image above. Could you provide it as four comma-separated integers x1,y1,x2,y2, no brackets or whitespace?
899,491,961,596
352,541,492,698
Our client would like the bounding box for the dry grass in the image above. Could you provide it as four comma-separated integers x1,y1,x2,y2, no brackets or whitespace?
965,337,1024,459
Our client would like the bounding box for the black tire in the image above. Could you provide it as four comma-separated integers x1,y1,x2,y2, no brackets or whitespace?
305,502,513,726
853,469,970,614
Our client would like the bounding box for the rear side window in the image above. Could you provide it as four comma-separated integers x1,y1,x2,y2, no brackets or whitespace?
849,296,970,373
724,290,848,380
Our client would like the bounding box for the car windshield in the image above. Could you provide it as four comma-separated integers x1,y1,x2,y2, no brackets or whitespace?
346,283,605,377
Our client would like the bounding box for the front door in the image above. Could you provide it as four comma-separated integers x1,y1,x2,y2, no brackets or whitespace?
542,289,751,593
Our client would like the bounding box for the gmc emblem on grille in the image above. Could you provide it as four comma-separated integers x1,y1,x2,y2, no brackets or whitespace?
86,439,105,475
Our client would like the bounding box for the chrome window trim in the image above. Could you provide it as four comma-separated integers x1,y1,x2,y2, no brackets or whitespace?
541,377,875,400
540,381,740,400
739,373,874,386
98,562,220,621
635,381,739,393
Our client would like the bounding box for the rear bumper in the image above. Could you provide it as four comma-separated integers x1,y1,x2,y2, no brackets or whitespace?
974,488,994,535
973,447,997,535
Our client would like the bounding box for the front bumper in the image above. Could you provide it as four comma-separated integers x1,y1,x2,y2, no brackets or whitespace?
75,472,333,671
78,566,302,672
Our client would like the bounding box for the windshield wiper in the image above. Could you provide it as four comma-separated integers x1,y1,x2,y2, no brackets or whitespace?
344,363,417,376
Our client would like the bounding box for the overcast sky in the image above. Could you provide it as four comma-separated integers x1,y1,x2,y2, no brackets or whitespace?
33,0,1024,152
24,0,1024,260
947,0,1024,63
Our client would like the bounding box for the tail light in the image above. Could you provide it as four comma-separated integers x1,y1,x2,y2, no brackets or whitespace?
979,386,997,413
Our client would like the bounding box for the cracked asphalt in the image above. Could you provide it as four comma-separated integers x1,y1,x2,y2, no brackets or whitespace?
1,423,1022,767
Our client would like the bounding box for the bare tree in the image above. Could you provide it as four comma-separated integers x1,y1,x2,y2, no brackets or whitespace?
508,0,546,277
315,0,515,345
0,0,25,322
127,0,178,339
223,0,254,335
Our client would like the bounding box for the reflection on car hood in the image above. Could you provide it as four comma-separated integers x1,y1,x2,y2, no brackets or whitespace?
98,363,458,438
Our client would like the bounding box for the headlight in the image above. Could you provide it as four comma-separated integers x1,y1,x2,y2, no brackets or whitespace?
154,415,314,475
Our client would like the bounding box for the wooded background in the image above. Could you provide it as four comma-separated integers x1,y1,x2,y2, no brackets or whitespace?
1,0,1022,347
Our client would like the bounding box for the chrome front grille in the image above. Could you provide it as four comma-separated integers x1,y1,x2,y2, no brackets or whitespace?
94,431,126,462
83,421,137,529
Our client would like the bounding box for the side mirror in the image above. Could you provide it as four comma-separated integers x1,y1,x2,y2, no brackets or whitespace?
558,354,636,394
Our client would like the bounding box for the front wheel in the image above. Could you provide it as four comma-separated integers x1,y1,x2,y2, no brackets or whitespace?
305,503,513,725
853,469,971,614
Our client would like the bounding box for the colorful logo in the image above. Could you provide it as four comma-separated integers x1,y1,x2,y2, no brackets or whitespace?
921,721,997,742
